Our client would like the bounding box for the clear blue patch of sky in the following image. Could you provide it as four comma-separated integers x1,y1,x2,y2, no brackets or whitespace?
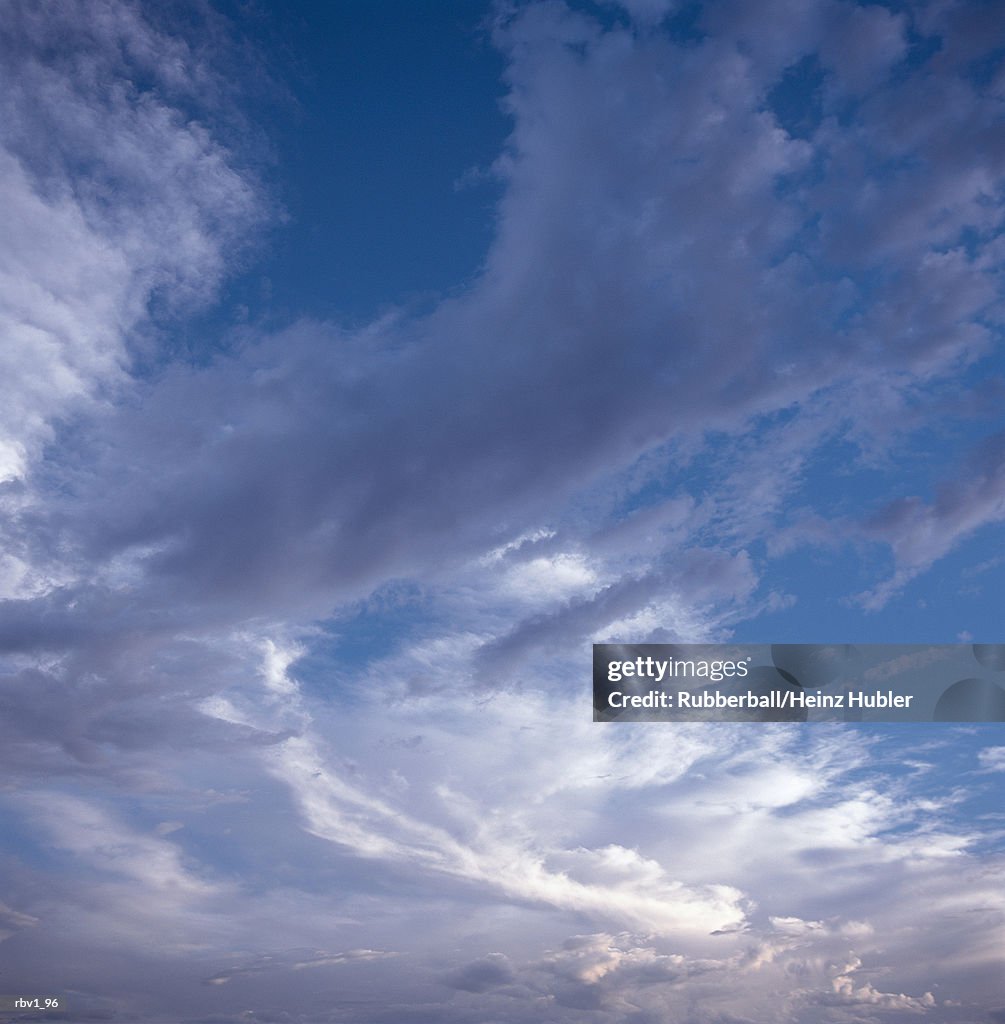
294,581,442,699
165,0,511,364
765,54,826,141
968,45,1005,90
905,525,1005,637
563,0,707,43
237,0,510,324
733,553,892,643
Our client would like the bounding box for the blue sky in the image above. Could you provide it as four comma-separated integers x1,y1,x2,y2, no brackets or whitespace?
1,0,1004,1021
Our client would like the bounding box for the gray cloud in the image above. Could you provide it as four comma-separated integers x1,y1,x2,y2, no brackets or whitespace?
441,953,516,993
857,431,1005,608
0,0,264,488
2,1,1005,1022
9,0,996,637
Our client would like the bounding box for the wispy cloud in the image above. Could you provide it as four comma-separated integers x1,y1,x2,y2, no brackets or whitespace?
2,0,1004,1021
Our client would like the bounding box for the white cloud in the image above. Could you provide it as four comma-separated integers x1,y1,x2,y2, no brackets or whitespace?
978,746,1005,772
0,901,38,943
2,1,1005,1021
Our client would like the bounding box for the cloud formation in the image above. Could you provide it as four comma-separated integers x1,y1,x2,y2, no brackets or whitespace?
1,0,1004,1021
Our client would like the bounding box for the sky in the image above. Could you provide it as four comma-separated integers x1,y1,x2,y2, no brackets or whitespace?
1,0,1004,1021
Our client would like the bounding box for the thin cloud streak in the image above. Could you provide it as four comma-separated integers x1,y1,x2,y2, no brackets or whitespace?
1,1,1004,1021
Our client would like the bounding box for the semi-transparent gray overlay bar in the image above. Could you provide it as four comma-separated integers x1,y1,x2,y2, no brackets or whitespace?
593,644,1005,722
